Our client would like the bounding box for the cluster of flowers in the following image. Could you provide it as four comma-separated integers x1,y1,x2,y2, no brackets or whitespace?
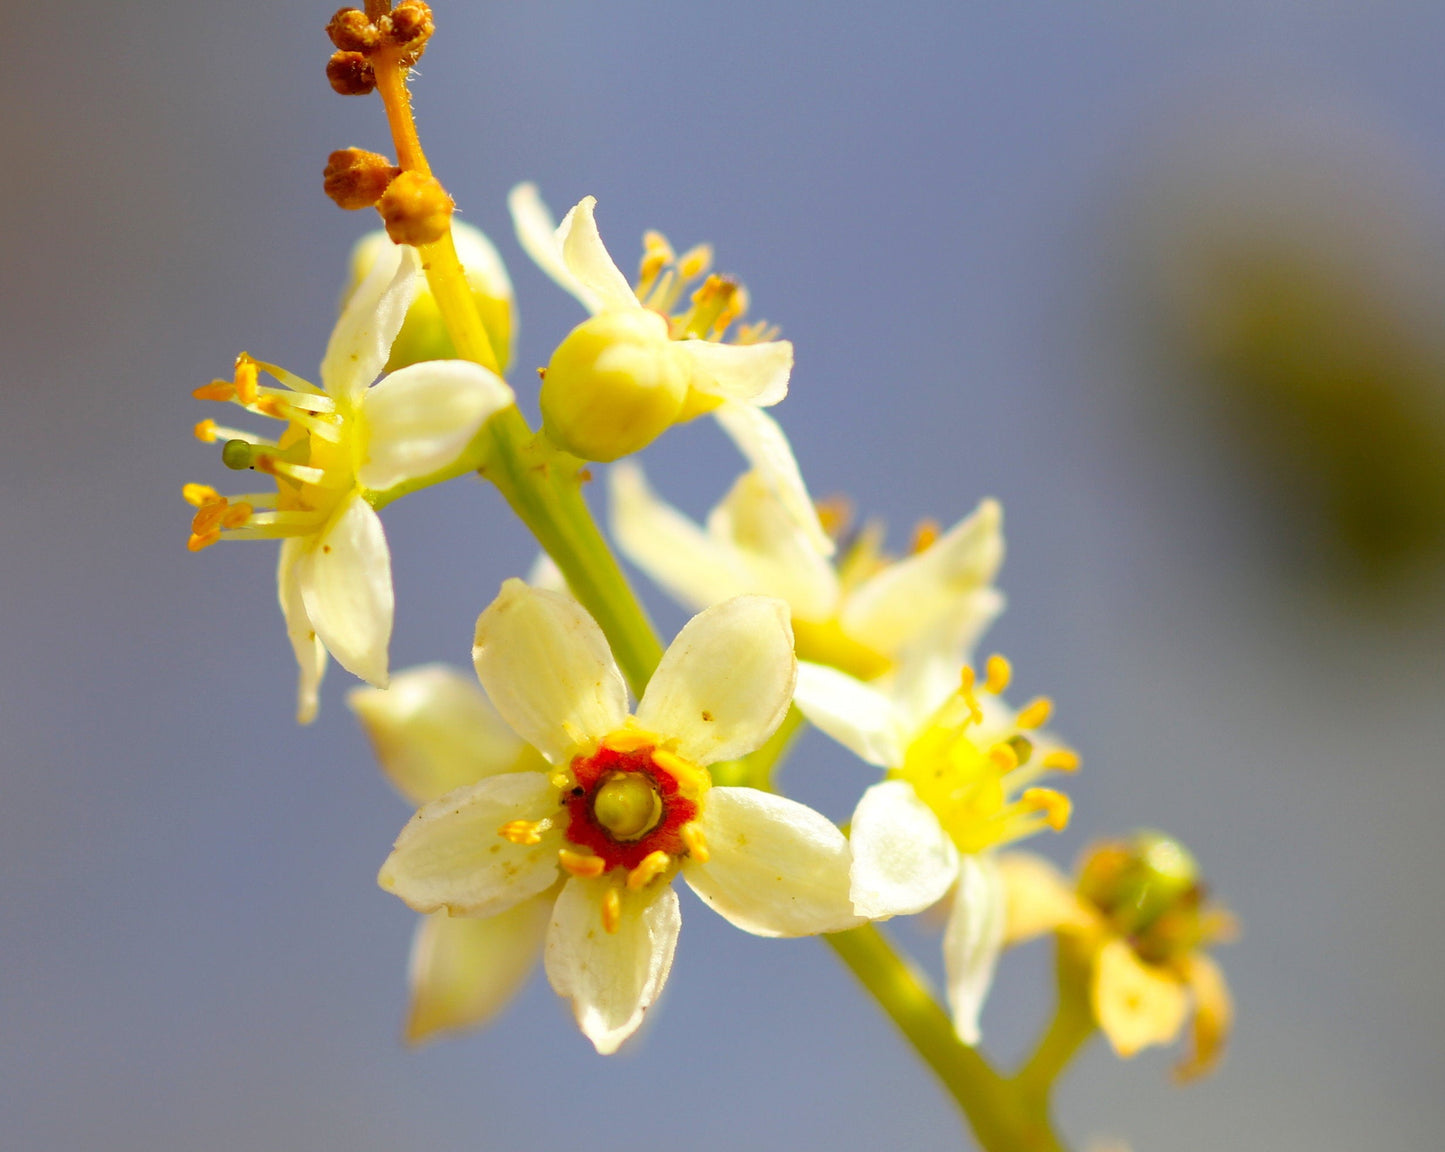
186,181,1230,1070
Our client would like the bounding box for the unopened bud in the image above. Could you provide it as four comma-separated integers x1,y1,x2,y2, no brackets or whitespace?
541,310,690,462
376,170,454,246
325,8,378,52
326,50,376,96
324,148,400,210
1079,831,1200,936
382,1,435,60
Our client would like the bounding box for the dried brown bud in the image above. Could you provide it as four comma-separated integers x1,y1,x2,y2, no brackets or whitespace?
323,148,400,210
326,50,376,96
325,8,379,52
377,170,454,246
381,1,434,60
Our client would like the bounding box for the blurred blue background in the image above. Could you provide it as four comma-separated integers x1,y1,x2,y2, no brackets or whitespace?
3,3,1444,1149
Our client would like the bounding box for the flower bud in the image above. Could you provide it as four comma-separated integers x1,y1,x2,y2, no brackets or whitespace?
323,148,400,210
377,170,453,246
540,310,690,462
1079,831,1200,937
347,221,515,373
325,8,378,52
326,50,376,96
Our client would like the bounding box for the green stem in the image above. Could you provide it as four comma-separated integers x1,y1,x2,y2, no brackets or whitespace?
827,925,1070,1152
1013,943,1096,1105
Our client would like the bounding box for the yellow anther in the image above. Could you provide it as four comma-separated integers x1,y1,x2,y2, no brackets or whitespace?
815,494,853,540
677,242,713,282
984,654,1012,696
988,742,1020,773
910,519,941,554
254,396,288,420
1015,697,1054,730
192,380,234,402
602,728,655,754
626,850,673,890
499,819,546,846
233,356,259,405
1041,749,1081,773
253,454,279,476
651,748,710,795
187,530,221,552
558,848,606,879
601,886,622,934
190,500,229,536
182,483,221,508
680,821,710,864
549,770,576,793
1022,787,1072,831
220,502,253,529
193,419,219,443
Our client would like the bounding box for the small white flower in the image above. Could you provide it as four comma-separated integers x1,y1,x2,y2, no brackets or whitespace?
612,461,1004,682
186,243,514,722
793,650,1077,1044
375,581,861,1054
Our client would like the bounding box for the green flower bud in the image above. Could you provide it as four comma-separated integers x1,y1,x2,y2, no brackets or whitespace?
1079,831,1200,937
540,310,690,462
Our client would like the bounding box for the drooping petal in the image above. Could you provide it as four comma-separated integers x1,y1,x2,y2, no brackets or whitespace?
348,664,544,806
509,183,601,314
635,596,795,765
684,787,861,937
792,662,906,768
712,403,834,558
321,242,420,402
357,360,514,492
849,780,959,919
278,537,327,724
1175,952,1232,1081
996,851,1097,946
1092,938,1191,1058
841,498,1004,658
609,462,754,611
555,196,641,313
472,579,628,763
378,772,564,917
943,853,1007,1046
404,895,552,1044
297,493,394,688
709,470,839,620
544,876,680,1055
676,338,792,407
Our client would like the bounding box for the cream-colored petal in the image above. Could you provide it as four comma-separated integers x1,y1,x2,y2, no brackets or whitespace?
555,195,641,313
508,183,600,314
792,662,906,768
451,218,514,303
712,403,834,557
849,780,959,919
544,876,680,1055
297,493,393,688
1175,952,1232,1081
378,772,564,917
322,242,420,402
472,579,628,763
357,360,513,492
404,894,551,1044
635,596,795,765
684,787,861,937
1092,938,1190,1058
709,470,839,619
609,462,754,611
841,498,1004,658
278,537,327,724
997,851,1097,946
676,338,792,407
943,853,1007,1046
348,664,544,806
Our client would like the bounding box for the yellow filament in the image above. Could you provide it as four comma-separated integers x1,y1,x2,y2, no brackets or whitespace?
984,654,1012,696
601,887,622,934
1015,697,1053,730
680,821,710,864
626,850,672,890
558,849,606,879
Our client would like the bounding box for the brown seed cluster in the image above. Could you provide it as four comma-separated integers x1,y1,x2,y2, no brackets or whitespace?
324,3,434,94
323,148,402,210
377,170,454,246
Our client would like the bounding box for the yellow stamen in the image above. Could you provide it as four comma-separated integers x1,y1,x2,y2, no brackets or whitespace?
549,770,576,793
988,742,1020,773
1015,697,1053,730
815,494,853,540
233,355,259,405
984,654,1012,695
190,500,230,536
957,666,983,723
910,519,941,553
602,728,655,754
499,819,547,846
626,850,672,890
1041,749,1081,772
651,748,710,795
187,530,221,552
193,420,220,442
254,395,289,420
1022,787,1072,831
676,242,712,281
192,380,235,402
680,821,710,864
601,886,622,934
182,483,222,508
220,502,253,529
558,848,606,879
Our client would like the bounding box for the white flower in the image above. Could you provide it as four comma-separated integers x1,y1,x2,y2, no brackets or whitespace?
611,461,1004,681
793,650,1077,1044
186,243,514,722
376,581,861,1054
509,185,826,550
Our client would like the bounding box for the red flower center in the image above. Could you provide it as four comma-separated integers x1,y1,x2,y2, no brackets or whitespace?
564,741,700,873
